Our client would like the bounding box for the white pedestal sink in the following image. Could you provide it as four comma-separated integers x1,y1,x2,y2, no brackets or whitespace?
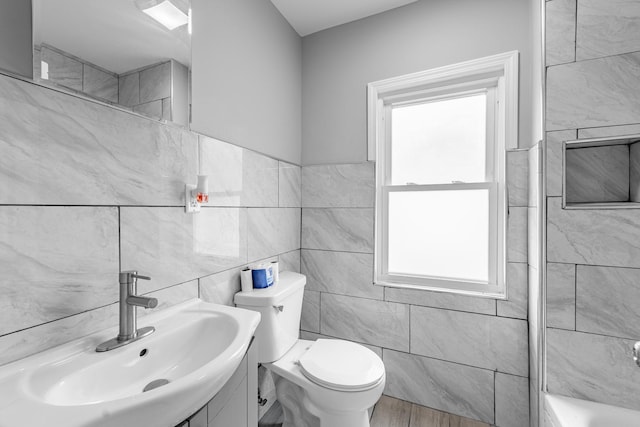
0,299,261,427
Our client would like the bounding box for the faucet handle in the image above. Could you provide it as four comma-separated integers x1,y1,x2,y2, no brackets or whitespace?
120,271,151,284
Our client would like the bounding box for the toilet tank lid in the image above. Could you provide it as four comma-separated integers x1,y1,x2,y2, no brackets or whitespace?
234,271,306,307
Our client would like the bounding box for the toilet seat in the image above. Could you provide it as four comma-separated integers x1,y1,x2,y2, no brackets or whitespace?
297,339,385,392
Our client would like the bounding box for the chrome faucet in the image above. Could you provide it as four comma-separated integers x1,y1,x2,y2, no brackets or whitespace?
96,271,158,352
633,342,640,367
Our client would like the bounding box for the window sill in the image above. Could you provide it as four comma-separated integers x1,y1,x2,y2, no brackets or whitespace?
374,280,507,300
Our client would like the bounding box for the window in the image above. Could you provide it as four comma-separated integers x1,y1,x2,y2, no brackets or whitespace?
368,51,518,297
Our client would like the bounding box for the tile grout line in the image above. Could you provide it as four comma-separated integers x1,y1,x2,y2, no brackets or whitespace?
408,304,411,354
118,206,121,275
628,144,632,203
318,289,322,334
299,167,303,259
300,247,374,255
574,264,578,331
546,43,640,67
493,370,497,427
573,0,578,62
385,346,528,378
547,326,638,342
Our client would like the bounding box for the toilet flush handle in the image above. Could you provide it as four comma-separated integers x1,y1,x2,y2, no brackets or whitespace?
273,305,284,312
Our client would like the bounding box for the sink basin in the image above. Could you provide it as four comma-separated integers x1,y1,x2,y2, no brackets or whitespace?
0,299,261,427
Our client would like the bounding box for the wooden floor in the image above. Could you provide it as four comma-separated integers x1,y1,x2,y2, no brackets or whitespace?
370,396,491,427
258,395,491,427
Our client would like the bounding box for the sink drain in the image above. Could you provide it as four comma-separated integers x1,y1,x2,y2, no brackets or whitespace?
143,379,170,393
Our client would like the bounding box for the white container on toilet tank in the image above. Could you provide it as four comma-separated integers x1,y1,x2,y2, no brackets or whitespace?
234,271,305,362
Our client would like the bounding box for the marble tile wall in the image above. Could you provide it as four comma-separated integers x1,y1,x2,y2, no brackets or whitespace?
384,349,495,424
300,155,530,427
139,61,171,104
133,100,164,121
0,73,302,367
83,65,118,103
546,329,640,409
496,372,530,427
120,207,249,292
39,45,83,91
545,0,640,412
575,265,640,339
575,0,640,61
302,250,381,299
631,143,640,202
411,306,528,376
302,208,374,252
302,163,374,207
200,135,280,207
547,53,640,131
546,263,575,330
548,197,640,267
118,73,140,107
0,76,198,206
36,45,180,124
119,61,173,122
545,0,576,66
248,208,301,261
564,145,630,203
0,206,119,336
527,143,541,427
37,45,118,103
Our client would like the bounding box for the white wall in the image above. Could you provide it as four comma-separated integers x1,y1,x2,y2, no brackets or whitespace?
302,0,534,165
0,0,32,78
191,0,302,165
530,0,544,146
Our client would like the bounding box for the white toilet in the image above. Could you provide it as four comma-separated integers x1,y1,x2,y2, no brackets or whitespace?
234,271,385,427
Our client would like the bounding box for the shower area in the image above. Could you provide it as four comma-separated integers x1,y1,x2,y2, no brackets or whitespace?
537,0,640,424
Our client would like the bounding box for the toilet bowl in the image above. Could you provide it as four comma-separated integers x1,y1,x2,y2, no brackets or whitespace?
269,339,385,427
234,272,385,427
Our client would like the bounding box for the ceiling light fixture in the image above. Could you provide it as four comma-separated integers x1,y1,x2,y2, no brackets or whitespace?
138,0,189,30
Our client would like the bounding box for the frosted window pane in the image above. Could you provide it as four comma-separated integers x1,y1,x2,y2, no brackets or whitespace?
391,94,487,185
388,190,489,282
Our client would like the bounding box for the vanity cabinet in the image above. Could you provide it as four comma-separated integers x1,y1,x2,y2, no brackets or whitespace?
208,376,248,427
179,339,258,427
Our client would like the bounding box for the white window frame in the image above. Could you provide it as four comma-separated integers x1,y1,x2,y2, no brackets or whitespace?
368,51,518,298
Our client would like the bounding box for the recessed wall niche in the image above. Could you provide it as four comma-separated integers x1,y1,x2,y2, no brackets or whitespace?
563,134,640,208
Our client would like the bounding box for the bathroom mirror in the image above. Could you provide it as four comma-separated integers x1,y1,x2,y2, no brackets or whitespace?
31,0,191,127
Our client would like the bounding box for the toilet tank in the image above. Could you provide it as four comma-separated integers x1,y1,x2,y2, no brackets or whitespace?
234,271,306,363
